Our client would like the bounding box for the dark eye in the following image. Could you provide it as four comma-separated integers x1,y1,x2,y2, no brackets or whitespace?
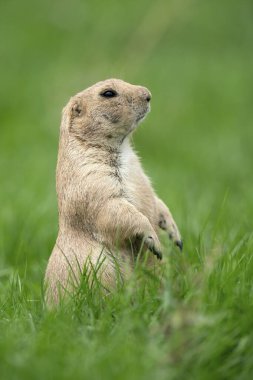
100,90,117,98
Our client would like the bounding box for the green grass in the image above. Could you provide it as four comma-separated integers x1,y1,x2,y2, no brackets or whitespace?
0,0,253,379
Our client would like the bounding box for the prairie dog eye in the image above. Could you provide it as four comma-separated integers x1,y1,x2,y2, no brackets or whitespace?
100,90,117,98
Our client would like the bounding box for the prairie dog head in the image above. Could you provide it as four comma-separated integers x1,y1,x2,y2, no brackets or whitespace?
62,79,151,143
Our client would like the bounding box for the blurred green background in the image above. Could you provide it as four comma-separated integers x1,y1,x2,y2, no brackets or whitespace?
0,0,253,378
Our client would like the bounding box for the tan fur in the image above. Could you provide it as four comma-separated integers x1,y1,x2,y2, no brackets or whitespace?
44,79,182,306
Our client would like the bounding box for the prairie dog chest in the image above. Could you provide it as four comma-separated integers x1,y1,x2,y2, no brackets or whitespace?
119,140,137,185
118,140,154,210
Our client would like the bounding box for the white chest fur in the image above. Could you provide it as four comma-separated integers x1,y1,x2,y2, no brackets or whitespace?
118,139,155,221
118,139,149,201
119,139,135,183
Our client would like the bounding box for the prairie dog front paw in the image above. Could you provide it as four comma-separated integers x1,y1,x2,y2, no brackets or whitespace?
144,235,163,260
159,211,182,251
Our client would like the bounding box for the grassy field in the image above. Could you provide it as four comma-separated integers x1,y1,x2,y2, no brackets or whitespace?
0,0,253,379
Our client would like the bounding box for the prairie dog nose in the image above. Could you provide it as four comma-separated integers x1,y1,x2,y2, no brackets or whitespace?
143,88,152,102
138,86,152,102
146,93,151,102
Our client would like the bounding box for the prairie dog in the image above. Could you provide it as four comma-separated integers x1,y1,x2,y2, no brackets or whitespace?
45,79,182,305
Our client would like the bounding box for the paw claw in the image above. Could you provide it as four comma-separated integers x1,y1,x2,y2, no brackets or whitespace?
145,236,163,260
175,240,183,252
152,247,163,260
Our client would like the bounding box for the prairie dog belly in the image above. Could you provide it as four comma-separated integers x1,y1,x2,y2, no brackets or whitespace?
119,140,157,225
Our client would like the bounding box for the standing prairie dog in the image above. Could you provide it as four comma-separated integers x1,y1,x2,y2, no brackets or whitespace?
44,79,182,305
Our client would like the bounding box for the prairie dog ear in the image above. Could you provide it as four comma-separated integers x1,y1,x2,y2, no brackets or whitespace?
71,98,85,117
